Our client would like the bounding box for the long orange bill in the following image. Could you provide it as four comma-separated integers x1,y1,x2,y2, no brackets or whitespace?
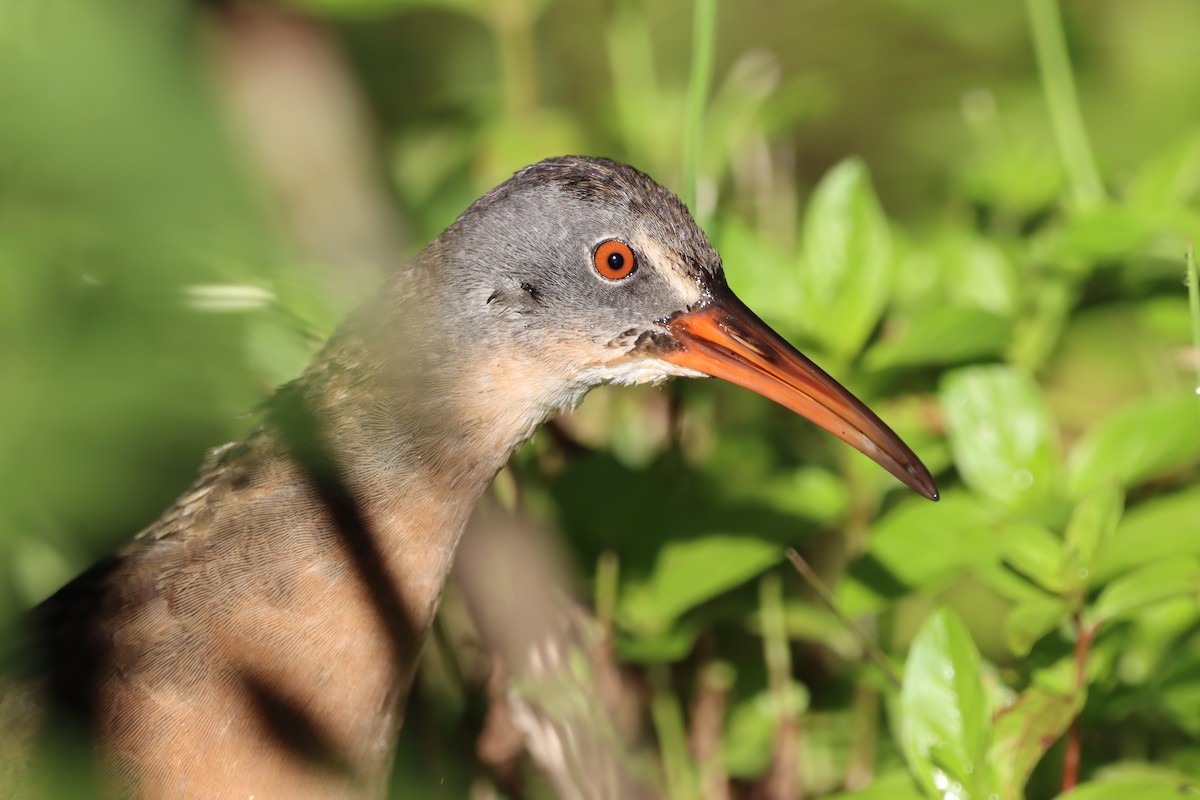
663,289,938,501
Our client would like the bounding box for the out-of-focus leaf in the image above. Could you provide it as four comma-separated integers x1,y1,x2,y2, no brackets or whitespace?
1157,651,1200,736
717,219,804,338
723,683,810,779
892,229,1020,316
1055,764,1200,799
940,365,1061,510
617,535,781,635
284,0,484,19
613,624,699,664
748,466,850,524
1068,394,1200,497
1112,598,1200,689
1006,593,1073,656
1094,484,1200,582
989,685,1083,800
976,560,1056,605
941,233,1020,315
864,306,1012,370
1088,558,1200,629
840,494,996,616
478,111,587,188
748,601,861,661
1050,202,1153,267
998,521,1066,593
823,768,927,800
1127,134,1200,210
959,136,1064,217
1061,485,1125,592
900,608,997,799
797,159,893,359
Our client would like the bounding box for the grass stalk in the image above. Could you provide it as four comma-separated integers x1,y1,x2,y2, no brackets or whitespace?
1188,239,1200,403
761,572,801,798
1025,0,1104,208
650,665,695,800
682,0,718,214
786,549,901,688
490,0,540,123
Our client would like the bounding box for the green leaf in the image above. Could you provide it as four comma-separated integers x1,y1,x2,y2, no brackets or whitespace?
798,158,894,359
717,219,804,339
1068,394,1200,497
284,0,484,19
864,306,1012,370
1157,652,1200,736
940,365,1061,510
1060,484,1124,592
823,768,927,800
723,684,810,779
1127,133,1200,210
959,136,1064,217
1088,558,1200,629
1111,598,1200,691
1055,765,1200,799
617,535,782,635
1006,593,1074,656
989,685,1083,800
1050,202,1152,265
613,624,700,664
939,232,1020,315
1094,484,1200,582
998,521,1067,593
900,608,998,799
840,494,996,616
756,601,861,661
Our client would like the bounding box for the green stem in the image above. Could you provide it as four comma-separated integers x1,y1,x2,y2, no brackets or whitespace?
649,665,694,800
595,549,619,643
682,0,718,214
760,573,792,701
1025,0,1104,208
761,573,802,799
844,685,879,791
606,0,661,157
786,549,901,688
490,0,540,124
1187,239,1200,411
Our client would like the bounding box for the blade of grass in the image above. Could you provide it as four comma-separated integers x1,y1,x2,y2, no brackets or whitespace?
681,0,717,216
650,664,695,800
785,549,901,688
1025,0,1104,208
760,573,801,799
1188,239,1200,415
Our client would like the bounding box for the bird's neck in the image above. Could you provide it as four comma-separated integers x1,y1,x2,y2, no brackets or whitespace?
72,280,571,799
257,285,569,697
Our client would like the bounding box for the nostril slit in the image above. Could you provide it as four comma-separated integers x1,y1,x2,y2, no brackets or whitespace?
728,329,768,359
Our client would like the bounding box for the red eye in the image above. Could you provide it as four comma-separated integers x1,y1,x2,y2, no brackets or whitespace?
593,240,637,281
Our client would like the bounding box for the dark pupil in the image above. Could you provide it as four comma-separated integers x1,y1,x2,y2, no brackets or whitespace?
607,251,625,271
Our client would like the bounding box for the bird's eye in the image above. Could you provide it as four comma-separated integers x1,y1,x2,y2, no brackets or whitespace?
592,240,637,281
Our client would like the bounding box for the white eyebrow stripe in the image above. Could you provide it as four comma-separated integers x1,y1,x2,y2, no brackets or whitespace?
631,234,705,306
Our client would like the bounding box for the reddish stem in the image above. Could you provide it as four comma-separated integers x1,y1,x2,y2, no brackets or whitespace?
1062,716,1082,793
1061,619,1094,793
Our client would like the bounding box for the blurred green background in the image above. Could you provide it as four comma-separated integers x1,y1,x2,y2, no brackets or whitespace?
2,0,1200,797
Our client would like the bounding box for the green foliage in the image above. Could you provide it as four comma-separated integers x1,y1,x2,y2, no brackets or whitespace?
900,608,997,799
3,0,1200,798
796,159,893,361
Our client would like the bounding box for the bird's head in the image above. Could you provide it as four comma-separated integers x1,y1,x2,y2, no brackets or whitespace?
418,156,936,500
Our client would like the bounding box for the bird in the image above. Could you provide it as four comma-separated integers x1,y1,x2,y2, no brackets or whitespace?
0,156,937,799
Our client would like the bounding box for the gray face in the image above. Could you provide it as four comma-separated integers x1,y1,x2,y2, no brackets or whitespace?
378,156,937,500
435,157,726,385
